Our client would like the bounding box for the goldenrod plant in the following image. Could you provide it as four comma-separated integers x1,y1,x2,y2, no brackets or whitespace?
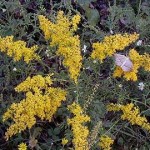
0,1,150,149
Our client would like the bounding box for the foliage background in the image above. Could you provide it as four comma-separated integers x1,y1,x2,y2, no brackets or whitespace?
0,0,150,149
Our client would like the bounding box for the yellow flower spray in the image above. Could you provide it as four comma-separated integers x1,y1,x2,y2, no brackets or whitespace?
3,75,66,140
91,33,139,61
67,102,90,150
99,135,114,150
107,103,150,131
0,36,40,63
113,49,150,81
91,32,150,81
38,11,82,83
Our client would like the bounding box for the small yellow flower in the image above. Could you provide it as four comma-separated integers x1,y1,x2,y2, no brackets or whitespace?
18,143,27,150
99,135,114,150
61,138,68,145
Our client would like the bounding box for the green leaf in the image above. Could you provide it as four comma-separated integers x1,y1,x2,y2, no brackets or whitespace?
85,8,100,26
48,128,53,136
77,0,99,26
77,0,92,5
33,127,42,138
54,128,61,135
142,109,150,116
117,137,124,146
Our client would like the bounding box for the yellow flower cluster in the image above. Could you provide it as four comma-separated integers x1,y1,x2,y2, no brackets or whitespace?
0,36,40,63
38,11,82,83
99,135,114,150
113,49,150,81
91,33,139,61
67,102,90,150
18,143,27,150
3,75,66,140
107,103,150,131
15,74,53,93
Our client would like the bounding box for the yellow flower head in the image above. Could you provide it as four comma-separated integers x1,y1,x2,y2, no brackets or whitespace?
141,53,150,71
113,49,150,81
91,33,139,61
67,102,90,150
71,14,81,31
18,143,27,150
107,103,150,131
0,36,40,63
38,11,82,83
99,135,114,150
3,75,66,140
15,75,53,93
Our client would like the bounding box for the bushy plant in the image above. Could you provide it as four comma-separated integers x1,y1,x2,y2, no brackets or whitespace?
0,0,150,150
